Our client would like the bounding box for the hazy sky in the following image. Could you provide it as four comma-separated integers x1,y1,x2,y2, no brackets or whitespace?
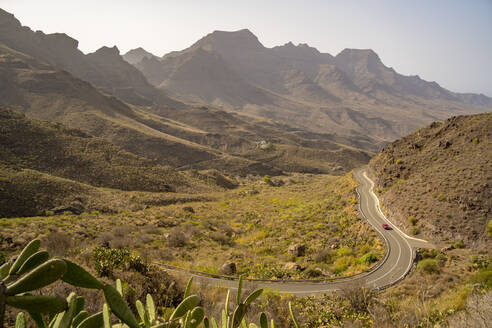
1,0,491,96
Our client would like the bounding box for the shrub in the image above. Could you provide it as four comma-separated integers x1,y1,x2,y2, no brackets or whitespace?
0,251,6,264
128,254,148,275
470,255,490,270
209,231,231,246
453,240,465,249
264,175,274,186
435,253,447,266
487,220,492,236
43,231,72,257
336,246,352,257
410,227,419,235
341,285,376,314
313,248,333,263
304,267,323,278
408,216,418,226
417,259,440,274
359,253,378,265
395,159,403,165
167,229,188,247
469,269,492,288
92,246,131,277
112,225,134,237
437,193,446,201
249,263,290,279
332,259,349,275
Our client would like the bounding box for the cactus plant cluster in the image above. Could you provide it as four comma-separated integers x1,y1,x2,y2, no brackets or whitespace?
1,239,301,328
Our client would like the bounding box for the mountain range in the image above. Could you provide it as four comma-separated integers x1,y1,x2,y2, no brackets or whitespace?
0,7,491,180
125,29,492,142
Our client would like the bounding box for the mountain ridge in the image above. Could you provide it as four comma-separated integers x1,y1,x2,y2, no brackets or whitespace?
127,29,491,143
0,8,182,108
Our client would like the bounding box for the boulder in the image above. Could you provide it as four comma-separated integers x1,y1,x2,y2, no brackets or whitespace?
157,219,178,228
220,262,236,275
284,262,301,271
183,206,195,213
288,244,306,257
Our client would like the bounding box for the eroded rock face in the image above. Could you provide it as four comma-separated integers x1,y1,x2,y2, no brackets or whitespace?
288,244,306,257
220,262,236,275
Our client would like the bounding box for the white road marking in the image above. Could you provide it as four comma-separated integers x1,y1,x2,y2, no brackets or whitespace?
362,171,430,243
367,228,401,284
361,170,415,285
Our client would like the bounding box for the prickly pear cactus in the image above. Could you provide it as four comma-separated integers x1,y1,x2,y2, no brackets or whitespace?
1,238,287,328
0,239,104,328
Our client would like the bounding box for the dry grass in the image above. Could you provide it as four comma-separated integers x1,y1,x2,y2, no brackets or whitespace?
0,173,383,280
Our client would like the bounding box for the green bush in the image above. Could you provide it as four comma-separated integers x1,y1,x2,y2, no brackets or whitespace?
417,259,440,274
303,267,323,278
264,175,274,186
453,240,465,249
410,227,419,236
249,262,290,279
487,220,492,236
92,247,148,277
470,269,492,289
437,194,446,201
358,253,378,265
408,216,418,226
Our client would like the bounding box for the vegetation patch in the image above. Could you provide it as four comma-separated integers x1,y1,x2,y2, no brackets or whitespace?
0,173,383,280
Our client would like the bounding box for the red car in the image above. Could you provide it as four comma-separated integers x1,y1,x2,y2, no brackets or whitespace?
382,223,392,230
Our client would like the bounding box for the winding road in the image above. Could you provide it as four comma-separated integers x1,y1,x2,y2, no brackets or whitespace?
156,168,433,296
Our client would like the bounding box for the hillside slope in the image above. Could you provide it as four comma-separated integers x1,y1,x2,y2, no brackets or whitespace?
0,108,226,218
369,113,491,247
0,108,210,192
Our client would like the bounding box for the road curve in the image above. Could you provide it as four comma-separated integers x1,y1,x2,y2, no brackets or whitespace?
156,168,426,296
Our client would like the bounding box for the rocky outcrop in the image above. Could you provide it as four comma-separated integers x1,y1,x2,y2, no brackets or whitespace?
122,47,157,65
288,244,306,257
220,262,236,275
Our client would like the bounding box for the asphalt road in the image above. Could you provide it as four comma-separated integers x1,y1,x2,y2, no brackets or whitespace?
156,168,432,295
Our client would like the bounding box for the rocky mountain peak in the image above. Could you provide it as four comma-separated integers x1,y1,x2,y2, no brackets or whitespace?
272,41,323,60
123,47,156,64
0,8,21,27
91,45,120,57
336,48,382,65
194,28,264,52
43,33,79,51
